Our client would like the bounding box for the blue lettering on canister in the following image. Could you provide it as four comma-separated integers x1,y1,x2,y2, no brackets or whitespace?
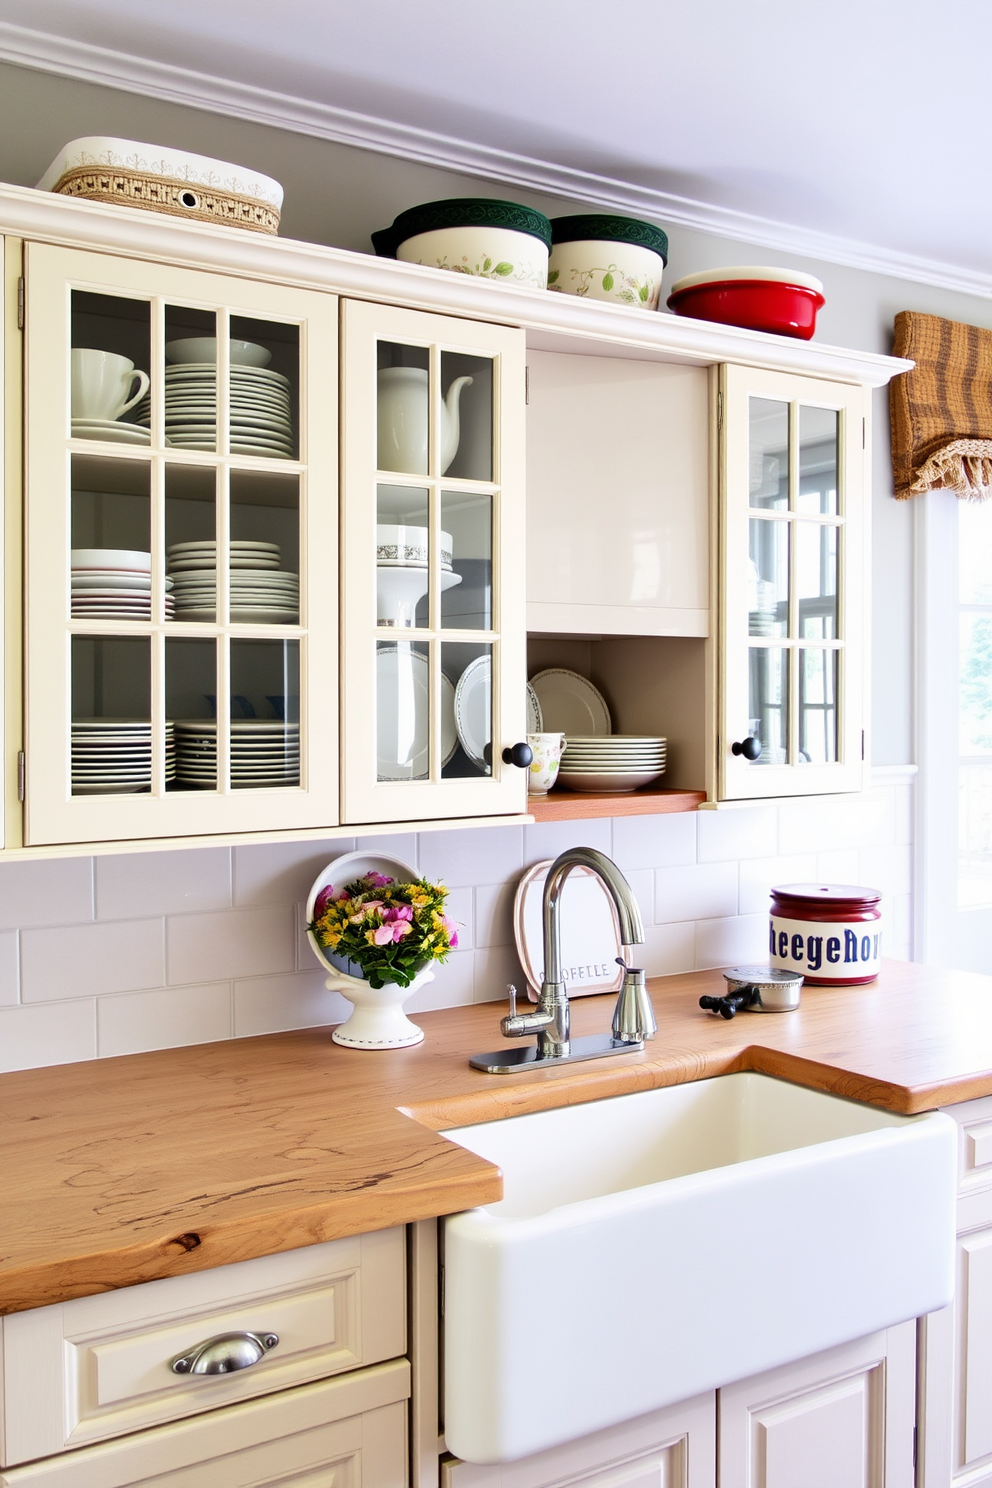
826,937,840,963
807,935,823,971
844,928,858,963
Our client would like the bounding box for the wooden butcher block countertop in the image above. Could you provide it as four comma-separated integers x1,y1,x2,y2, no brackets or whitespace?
3,958,992,1315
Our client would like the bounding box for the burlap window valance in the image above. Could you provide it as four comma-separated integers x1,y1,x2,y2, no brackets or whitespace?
890,311,992,500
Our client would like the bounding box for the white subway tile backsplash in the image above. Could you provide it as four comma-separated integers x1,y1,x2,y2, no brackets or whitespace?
639,921,696,978
859,844,913,898
697,805,778,863
96,848,231,920
815,849,861,883
233,839,355,908
522,817,612,865
473,942,526,1003
354,832,419,869
0,857,93,930
655,862,738,923
624,869,655,927
419,825,522,887
695,913,768,970
612,813,696,871
444,887,475,950
0,999,96,1072
474,880,515,948
0,931,18,1006
98,982,232,1057
21,919,165,1002
739,854,818,915
167,905,296,985
409,948,475,1011
234,970,347,1037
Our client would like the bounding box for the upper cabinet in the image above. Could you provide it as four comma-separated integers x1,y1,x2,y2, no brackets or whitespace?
22,243,338,845
339,298,528,824
718,364,868,800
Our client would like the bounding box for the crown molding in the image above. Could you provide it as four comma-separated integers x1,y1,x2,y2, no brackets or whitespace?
2,19,991,302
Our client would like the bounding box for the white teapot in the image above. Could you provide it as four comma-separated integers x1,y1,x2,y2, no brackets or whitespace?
377,367,473,475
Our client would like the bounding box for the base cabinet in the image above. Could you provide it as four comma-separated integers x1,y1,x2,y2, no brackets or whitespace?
0,1363,409,1487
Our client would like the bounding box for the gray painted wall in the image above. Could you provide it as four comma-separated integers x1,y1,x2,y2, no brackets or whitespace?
1,58,989,763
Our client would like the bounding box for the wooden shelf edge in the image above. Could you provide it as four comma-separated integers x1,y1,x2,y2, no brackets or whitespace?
527,786,707,821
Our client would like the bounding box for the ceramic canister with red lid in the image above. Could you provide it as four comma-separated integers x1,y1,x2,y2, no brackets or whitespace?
769,884,882,985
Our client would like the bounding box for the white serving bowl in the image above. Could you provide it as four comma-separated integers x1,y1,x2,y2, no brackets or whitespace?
166,338,273,368
376,524,453,567
548,215,669,310
557,767,665,793
70,548,151,571
396,226,549,288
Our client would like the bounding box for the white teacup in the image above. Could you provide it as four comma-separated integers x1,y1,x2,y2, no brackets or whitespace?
527,731,566,795
71,349,150,422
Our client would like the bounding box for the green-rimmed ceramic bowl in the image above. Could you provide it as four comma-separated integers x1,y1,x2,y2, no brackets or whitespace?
372,198,552,288
548,214,669,309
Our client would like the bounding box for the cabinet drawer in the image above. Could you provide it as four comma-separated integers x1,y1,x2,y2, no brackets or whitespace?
1,1228,405,1465
939,1095,992,1197
0,1358,409,1487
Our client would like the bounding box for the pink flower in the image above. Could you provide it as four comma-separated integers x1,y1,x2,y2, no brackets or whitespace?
366,872,394,887
390,920,412,941
442,914,460,948
313,885,337,918
372,924,395,946
393,903,414,921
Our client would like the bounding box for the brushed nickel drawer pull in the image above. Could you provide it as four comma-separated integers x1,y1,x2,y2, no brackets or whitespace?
171,1330,279,1375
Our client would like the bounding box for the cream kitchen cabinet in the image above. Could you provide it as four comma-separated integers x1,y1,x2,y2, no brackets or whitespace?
918,1094,992,1488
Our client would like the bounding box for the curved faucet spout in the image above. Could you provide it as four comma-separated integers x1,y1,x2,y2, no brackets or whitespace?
542,847,644,988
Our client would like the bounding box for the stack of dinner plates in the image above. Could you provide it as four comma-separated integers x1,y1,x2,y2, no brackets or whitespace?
166,541,299,623
558,735,667,793
135,364,295,457
71,719,175,794
173,720,300,788
70,548,174,620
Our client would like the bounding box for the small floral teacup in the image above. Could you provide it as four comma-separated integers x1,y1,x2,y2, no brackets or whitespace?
527,732,566,795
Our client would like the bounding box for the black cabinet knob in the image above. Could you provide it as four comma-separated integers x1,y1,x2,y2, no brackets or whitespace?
501,742,534,769
731,736,761,761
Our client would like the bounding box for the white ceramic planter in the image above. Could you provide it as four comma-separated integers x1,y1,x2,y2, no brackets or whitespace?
395,226,549,288
548,238,665,309
324,964,434,1048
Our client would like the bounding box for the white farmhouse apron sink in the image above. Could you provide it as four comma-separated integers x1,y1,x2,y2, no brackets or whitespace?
442,1072,956,1464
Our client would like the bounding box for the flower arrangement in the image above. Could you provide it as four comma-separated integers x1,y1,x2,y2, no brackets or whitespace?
308,871,458,990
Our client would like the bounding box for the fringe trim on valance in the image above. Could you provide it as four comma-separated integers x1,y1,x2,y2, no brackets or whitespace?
904,437,992,501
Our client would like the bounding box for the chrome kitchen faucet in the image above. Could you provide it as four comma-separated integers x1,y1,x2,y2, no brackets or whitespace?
469,847,656,1073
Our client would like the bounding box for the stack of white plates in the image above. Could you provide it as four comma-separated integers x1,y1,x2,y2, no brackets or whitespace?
71,719,175,794
173,720,300,788
559,735,667,793
71,548,175,620
166,541,299,622
135,364,295,457
71,417,152,446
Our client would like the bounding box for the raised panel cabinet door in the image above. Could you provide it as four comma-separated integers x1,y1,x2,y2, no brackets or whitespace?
22,241,338,846
340,298,527,824
0,1364,409,1487
718,1323,916,1488
718,364,868,801
441,1392,715,1488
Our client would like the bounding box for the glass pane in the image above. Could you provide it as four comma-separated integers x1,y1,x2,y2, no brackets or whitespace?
230,315,298,461
440,352,494,482
960,500,992,604
166,464,217,622
71,456,151,620
747,646,788,765
377,639,430,780
797,406,838,515
163,305,217,453
748,518,788,638
231,470,300,624
441,491,492,631
443,641,492,778
168,638,217,791
749,398,788,511
796,522,838,639
229,640,300,789
959,764,992,907
71,635,152,795
71,291,151,444
799,648,838,763
377,343,429,475
377,484,430,627
960,613,992,756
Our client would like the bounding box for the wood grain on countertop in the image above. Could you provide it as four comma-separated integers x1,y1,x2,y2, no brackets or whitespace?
3,959,992,1315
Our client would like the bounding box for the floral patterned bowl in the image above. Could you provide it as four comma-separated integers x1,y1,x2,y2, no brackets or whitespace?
548,214,669,310
372,199,551,288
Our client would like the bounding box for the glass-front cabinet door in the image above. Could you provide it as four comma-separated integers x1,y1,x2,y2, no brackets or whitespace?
340,300,527,823
719,364,867,801
23,243,338,845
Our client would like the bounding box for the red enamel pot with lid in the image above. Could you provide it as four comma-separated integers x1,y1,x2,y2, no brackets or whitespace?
667,265,825,339
769,883,882,986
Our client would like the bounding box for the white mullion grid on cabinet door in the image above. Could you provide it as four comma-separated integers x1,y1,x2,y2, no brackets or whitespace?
150,450,165,795
215,459,230,793
216,306,231,459
150,294,165,455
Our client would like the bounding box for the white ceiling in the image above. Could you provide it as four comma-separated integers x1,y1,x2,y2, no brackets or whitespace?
1,0,991,290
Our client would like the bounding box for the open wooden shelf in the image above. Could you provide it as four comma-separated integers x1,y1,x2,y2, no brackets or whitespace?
527,785,706,821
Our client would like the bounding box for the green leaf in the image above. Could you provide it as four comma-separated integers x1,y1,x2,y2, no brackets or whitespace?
547,268,559,284
482,257,492,272
494,261,514,276
602,272,614,292
639,284,650,301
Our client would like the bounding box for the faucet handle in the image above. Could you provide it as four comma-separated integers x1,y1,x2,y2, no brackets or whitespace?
506,984,518,1018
